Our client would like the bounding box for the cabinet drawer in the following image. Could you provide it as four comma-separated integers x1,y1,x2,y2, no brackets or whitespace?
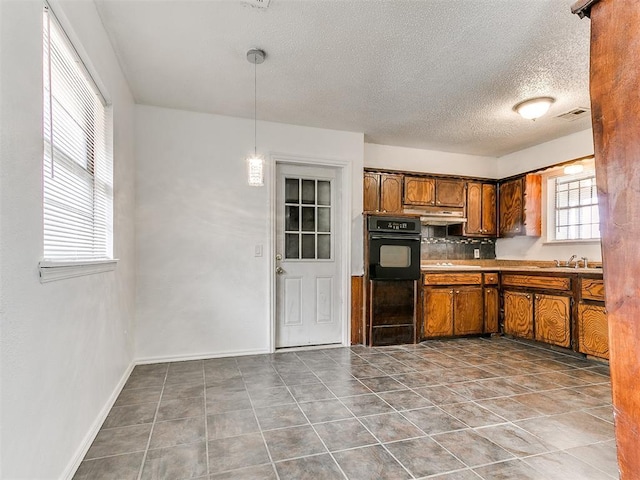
483,273,499,285
501,274,571,291
581,278,605,302
424,273,482,285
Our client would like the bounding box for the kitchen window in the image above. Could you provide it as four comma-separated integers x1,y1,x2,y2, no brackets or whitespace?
548,165,600,242
40,4,115,282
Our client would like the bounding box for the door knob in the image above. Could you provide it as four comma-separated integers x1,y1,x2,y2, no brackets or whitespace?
275,254,282,261
275,266,285,275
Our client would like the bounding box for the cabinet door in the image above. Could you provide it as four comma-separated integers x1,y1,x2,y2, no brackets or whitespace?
435,179,465,207
423,288,454,337
404,177,435,206
380,174,403,213
465,182,483,235
499,178,523,236
534,294,571,348
578,303,609,359
453,287,484,335
503,290,533,339
363,172,380,212
482,183,497,235
484,287,499,334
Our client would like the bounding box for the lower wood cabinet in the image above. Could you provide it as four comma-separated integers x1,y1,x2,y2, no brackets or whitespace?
423,288,454,337
453,287,484,335
503,290,534,339
504,290,571,347
578,303,609,359
484,287,499,334
534,294,571,348
423,286,483,338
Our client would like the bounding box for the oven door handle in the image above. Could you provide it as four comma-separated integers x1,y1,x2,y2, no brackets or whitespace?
369,233,421,241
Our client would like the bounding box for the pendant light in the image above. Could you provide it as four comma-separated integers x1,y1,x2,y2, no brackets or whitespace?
246,48,266,186
513,97,555,120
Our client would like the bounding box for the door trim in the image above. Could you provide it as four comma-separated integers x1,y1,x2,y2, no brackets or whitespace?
268,153,353,353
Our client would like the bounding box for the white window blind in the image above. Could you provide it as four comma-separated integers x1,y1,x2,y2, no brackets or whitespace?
42,5,113,261
554,173,600,241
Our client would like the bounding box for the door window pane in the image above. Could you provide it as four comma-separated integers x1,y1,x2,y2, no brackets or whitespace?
285,178,299,203
317,181,331,205
318,207,330,232
302,207,315,232
302,179,315,204
285,234,299,259
318,234,330,259
286,206,299,231
302,234,315,259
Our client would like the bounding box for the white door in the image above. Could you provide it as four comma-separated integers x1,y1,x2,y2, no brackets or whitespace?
275,163,342,348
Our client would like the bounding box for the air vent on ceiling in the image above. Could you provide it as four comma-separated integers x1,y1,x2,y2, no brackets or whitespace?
242,0,271,8
555,107,591,121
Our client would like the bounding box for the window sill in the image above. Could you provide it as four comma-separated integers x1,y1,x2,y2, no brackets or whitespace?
542,239,601,246
38,259,118,283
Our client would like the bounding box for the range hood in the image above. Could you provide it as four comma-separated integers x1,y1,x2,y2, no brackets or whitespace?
411,208,467,226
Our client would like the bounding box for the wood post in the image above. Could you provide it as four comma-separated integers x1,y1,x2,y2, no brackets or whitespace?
574,0,640,476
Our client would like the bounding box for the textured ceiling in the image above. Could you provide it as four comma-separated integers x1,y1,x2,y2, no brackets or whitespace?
94,0,592,157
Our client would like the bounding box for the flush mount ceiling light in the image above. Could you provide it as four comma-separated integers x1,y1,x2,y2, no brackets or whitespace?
513,97,556,120
246,48,266,186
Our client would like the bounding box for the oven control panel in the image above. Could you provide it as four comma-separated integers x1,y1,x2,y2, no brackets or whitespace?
368,216,421,234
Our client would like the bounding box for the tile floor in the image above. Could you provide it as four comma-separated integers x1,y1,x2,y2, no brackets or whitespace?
73,337,618,480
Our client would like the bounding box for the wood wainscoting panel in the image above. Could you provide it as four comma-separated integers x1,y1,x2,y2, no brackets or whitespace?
351,275,364,345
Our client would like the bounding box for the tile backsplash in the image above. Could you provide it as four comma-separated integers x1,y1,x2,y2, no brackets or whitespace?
421,226,496,260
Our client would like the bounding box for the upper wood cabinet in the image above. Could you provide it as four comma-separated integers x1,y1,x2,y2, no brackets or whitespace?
403,176,464,208
403,177,435,206
363,172,380,212
363,173,402,213
465,182,497,236
498,174,542,237
435,178,465,207
380,174,403,213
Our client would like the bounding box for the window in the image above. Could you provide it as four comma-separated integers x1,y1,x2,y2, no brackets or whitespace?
42,5,113,263
552,171,600,241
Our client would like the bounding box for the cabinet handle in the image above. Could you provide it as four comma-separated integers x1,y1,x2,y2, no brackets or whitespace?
526,294,531,299
449,290,454,295
455,290,460,294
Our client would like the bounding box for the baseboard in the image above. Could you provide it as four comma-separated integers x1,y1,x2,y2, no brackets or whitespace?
135,347,272,365
61,361,135,480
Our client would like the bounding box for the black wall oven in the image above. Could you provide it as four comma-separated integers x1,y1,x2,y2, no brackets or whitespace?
368,216,421,280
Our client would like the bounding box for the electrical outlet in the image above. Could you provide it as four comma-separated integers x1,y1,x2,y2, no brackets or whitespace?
474,248,480,259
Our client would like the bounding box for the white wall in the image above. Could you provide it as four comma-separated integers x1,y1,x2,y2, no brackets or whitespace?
365,143,498,178
495,128,601,261
135,105,363,362
0,1,136,479
497,128,594,178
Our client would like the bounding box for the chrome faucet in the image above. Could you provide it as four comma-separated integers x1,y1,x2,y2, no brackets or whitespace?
566,254,578,267
580,257,588,268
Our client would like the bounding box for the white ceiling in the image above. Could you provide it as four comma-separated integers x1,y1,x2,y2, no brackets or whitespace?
94,0,592,157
